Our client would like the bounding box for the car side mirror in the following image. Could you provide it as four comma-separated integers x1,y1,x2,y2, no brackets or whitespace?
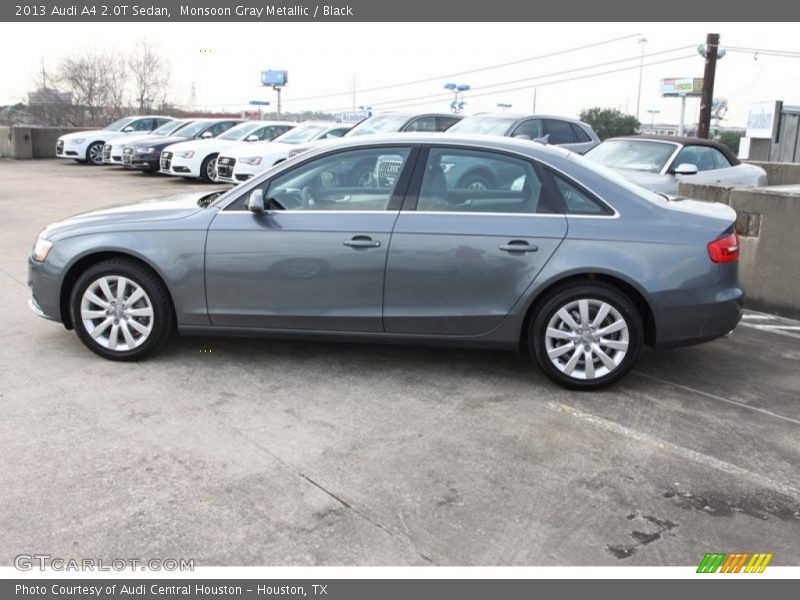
245,135,259,142
200,131,214,139
674,163,699,176
122,126,134,132
247,189,265,213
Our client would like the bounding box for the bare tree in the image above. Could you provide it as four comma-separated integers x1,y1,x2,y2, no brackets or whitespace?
56,50,130,125
128,41,170,114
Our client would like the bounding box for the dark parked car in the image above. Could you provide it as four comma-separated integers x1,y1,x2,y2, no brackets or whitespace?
122,119,244,173
448,113,600,154
28,135,742,389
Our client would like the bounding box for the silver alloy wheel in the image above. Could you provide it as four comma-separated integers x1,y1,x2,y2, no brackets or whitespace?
80,276,154,351
465,180,488,191
206,157,217,180
88,143,104,165
544,298,629,380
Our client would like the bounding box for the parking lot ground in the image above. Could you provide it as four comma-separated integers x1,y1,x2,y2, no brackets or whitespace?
1,159,799,566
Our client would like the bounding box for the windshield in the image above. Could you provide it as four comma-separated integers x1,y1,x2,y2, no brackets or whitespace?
105,117,136,131
218,122,262,141
273,125,327,144
346,115,410,136
584,140,677,174
174,121,210,138
151,120,183,136
569,153,668,205
447,116,515,135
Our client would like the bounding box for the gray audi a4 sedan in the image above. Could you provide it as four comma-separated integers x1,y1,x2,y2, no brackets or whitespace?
28,134,743,389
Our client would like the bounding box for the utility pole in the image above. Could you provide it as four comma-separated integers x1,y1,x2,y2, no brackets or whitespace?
532,88,537,112
636,37,647,121
697,33,720,139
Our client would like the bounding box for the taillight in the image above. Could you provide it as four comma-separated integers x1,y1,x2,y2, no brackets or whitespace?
707,233,739,264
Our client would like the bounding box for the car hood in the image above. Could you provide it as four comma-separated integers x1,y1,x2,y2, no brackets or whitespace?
223,141,294,159
610,167,677,194
59,129,123,142
109,134,151,148
127,135,188,150
166,139,236,154
41,191,220,240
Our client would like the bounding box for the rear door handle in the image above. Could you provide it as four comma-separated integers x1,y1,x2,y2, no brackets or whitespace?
499,240,538,253
344,236,381,249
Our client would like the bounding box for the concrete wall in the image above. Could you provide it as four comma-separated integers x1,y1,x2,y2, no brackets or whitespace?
7,126,91,159
746,160,800,186
0,126,10,158
678,181,800,319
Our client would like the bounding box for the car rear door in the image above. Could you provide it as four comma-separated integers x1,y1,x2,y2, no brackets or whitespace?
205,145,418,331
382,146,568,335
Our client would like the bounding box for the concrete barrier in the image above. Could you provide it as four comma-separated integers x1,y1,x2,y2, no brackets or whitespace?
7,126,92,159
678,181,800,319
746,160,800,186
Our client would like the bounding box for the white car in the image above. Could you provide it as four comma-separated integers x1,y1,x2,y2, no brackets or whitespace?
55,115,173,165
216,122,353,184
159,121,295,183
103,119,192,165
584,135,767,195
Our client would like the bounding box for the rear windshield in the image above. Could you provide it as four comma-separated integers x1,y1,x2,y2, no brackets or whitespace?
448,116,516,136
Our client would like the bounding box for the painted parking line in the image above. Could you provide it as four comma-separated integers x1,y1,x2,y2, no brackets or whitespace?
740,311,800,340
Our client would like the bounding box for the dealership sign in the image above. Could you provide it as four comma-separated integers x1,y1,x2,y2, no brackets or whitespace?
261,70,288,87
660,78,704,97
746,100,782,139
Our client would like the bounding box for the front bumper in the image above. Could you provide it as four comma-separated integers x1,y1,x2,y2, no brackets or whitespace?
56,139,87,159
161,155,201,177
123,149,159,171
28,256,64,324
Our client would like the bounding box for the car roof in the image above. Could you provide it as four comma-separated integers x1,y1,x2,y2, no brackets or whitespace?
463,112,589,125
607,135,740,166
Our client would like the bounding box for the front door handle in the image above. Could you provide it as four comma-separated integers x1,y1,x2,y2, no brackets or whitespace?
344,236,381,249
499,240,538,253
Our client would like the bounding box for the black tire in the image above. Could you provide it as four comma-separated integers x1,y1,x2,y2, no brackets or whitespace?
458,172,492,190
529,282,643,390
200,153,219,183
85,141,105,166
74,159,88,164
69,258,174,361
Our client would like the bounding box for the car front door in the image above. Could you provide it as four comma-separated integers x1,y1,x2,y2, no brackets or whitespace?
205,145,417,331
383,146,568,335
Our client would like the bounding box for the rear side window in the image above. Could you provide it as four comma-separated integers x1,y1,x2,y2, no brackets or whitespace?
570,123,592,143
436,116,462,131
551,173,612,215
545,119,577,145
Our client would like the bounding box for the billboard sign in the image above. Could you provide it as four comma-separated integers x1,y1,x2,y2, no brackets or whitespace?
261,70,288,86
746,100,782,139
660,77,704,97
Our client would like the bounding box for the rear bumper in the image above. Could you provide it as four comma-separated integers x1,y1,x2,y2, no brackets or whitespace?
653,283,744,348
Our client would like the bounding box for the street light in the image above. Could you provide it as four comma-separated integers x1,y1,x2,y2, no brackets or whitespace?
646,108,660,131
444,82,470,114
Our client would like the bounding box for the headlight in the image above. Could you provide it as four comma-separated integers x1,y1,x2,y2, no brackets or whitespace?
177,151,195,158
32,237,53,263
239,157,262,165
137,147,156,154
69,138,86,145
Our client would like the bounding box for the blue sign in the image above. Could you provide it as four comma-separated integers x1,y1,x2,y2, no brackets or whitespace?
336,110,371,123
261,70,288,86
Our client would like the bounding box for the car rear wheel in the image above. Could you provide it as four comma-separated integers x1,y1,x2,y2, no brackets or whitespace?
70,259,174,361
86,142,105,166
530,283,642,390
200,154,218,183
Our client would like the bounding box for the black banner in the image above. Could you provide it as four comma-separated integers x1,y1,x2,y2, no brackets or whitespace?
3,0,800,22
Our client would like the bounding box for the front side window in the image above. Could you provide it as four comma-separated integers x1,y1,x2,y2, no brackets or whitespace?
511,119,544,139
130,118,154,131
404,117,437,132
252,147,412,211
673,146,731,172
447,116,516,136
416,148,552,214
544,119,577,145
319,127,350,139
205,121,239,137
218,122,262,141
105,117,135,131
251,125,293,141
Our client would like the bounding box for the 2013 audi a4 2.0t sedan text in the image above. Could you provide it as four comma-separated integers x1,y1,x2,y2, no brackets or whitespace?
28,134,743,390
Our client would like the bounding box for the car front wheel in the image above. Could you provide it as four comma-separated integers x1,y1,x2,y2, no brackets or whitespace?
530,283,643,390
70,259,174,361
86,142,105,165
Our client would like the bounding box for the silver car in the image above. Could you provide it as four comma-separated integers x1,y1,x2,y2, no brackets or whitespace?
584,135,768,195
447,113,601,154
28,134,742,389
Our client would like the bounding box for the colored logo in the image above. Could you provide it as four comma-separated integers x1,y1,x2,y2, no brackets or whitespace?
697,552,773,573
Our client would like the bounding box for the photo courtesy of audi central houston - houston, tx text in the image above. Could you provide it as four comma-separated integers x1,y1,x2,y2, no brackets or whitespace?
1,4,799,596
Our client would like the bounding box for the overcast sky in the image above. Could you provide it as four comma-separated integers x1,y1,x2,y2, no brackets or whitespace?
1,22,798,127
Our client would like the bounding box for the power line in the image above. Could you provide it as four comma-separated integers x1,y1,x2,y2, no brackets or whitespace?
373,53,698,112
318,46,694,113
